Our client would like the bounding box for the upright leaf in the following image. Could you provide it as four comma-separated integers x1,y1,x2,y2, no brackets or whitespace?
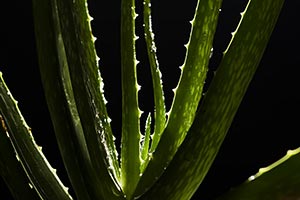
135,0,222,195
120,0,141,198
143,0,166,154
138,0,284,199
33,0,123,199
33,0,96,198
54,0,120,184
140,113,152,172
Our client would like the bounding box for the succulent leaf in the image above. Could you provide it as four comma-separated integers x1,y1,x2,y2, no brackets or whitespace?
32,0,122,199
137,0,285,199
0,0,289,199
143,0,166,154
120,0,141,198
217,148,300,200
135,0,223,196
0,114,40,200
0,74,73,199
140,113,152,173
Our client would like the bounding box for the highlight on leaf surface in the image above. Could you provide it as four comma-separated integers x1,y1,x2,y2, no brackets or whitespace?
0,73,73,200
134,0,223,196
0,0,291,199
217,148,300,200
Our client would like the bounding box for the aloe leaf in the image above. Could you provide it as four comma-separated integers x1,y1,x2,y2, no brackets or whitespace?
0,74,72,199
120,0,141,198
137,0,284,199
32,1,95,199
33,0,123,199
216,148,300,200
53,0,120,185
143,0,166,153
34,2,94,199
135,0,222,196
0,114,40,200
141,113,152,172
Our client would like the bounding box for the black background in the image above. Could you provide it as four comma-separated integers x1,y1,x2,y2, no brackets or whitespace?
0,0,299,199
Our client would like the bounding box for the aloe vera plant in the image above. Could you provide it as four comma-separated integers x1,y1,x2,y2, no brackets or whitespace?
1,0,299,199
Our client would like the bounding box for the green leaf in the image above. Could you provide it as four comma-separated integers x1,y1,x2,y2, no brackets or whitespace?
0,114,40,200
216,148,300,200
120,0,141,198
32,0,123,199
135,0,222,196
34,3,93,200
54,0,120,184
143,0,166,154
0,73,72,199
141,113,152,172
137,0,284,199
32,1,95,199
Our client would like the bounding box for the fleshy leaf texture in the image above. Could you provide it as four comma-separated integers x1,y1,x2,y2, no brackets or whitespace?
0,74,72,199
217,148,300,200
141,113,152,172
32,0,122,199
120,0,141,198
53,0,120,185
0,114,40,200
135,0,223,196
143,0,166,154
137,0,284,199
33,1,98,199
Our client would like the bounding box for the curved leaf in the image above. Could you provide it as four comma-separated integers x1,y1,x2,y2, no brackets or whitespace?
0,73,72,199
217,148,300,200
138,0,284,199
0,114,40,200
135,0,222,196
54,0,120,186
143,0,166,154
33,0,123,199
